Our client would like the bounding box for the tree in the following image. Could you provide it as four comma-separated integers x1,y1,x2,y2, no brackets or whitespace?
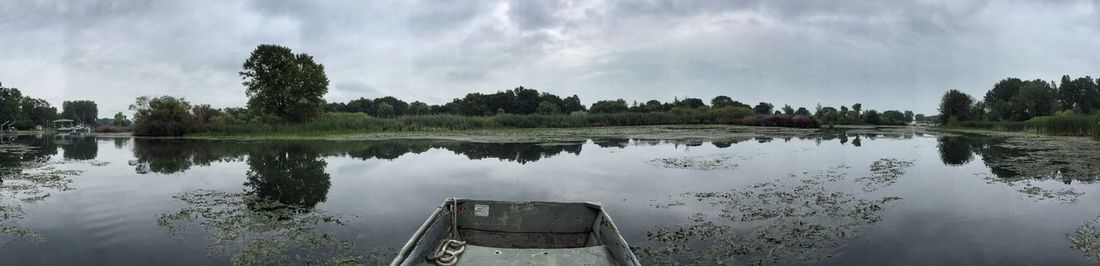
130,96,196,136
939,89,974,123
113,112,130,126
536,101,561,115
0,83,23,124
372,96,408,117
851,103,862,120
904,110,914,123
21,97,57,127
408,101,430,116
642,100,663,112
795,107,811,116
590,99,629,113
864,110,881,124
1010,80,1057,120
781,105,795,115
984,78,1023,121
711,96,734,108
753,102,774,115
562,95,586,113
62,100,98,125
240,44,329,122
191,104,221,125
882,110,905,124
375,102,395,118
679,98,706,108
839,106,850,122
915,114,927,123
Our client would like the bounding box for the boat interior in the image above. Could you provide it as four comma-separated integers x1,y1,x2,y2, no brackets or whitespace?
395,199,638,266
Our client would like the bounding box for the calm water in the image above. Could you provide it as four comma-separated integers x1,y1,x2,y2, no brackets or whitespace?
1,129,1098,265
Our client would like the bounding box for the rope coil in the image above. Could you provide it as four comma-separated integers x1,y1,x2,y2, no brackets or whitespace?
427,197,466,266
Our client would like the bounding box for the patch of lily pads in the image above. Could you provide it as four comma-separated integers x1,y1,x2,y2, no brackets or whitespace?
0,156,84,246
637,161,905,265
157,189,375,266
1068,215,1100,263
648,154,744,170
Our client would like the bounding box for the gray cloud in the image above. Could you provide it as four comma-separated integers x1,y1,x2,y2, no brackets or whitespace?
1,0,1098,116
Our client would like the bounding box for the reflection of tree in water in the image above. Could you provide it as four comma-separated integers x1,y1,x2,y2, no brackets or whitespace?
132,140,586,175
1069,215,1100,263
244,145,330,210
640,160,911,265
59,137,98,160
592,138,629,148
937,136,975,166
0,137,82,246
937,135,1099,202
131,140,234,174
158,146,379,265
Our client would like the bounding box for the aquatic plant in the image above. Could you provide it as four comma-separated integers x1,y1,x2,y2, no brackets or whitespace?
0,151,84,246
157,190,371,266
638,163,901,265
1068,215,1100,263
855,158,915,192
647,154,742,170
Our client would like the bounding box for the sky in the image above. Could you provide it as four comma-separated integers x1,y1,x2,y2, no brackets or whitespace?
1,0,1099,116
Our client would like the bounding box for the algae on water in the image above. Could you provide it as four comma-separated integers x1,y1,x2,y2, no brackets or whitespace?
157,189,375,266
638,161,904,265
1069,216,1100,263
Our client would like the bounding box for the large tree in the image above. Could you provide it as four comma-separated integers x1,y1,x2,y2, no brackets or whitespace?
62,100,98,125
240,44,329,122
753,102,774,115
939,89,974,123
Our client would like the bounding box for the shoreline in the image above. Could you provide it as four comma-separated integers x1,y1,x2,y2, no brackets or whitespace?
85,125,828,143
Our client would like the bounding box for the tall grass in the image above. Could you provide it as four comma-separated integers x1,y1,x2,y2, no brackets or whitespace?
951,114,1100,139
193,112,818,136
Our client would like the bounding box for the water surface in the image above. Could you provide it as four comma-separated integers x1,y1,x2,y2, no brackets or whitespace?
1,129,1098,265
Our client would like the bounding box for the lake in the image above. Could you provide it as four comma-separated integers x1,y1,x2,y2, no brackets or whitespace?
1,128,1099,265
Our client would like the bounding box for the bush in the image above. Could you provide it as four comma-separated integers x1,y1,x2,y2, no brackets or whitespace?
131,96,198,136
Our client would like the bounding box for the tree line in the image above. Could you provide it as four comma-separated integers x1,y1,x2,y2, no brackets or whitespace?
939,75,1100,123
0,82,111,129
126,44,918,136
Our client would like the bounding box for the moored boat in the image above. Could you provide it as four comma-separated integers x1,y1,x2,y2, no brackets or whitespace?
390,198,640,266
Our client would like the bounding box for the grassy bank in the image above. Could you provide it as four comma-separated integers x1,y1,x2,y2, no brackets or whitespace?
946,114,1100,140
189,112,819,136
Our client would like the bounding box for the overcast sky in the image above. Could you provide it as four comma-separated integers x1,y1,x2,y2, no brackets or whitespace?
2,0,1098,116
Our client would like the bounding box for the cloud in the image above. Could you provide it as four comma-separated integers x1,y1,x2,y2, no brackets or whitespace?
1,0,1098,116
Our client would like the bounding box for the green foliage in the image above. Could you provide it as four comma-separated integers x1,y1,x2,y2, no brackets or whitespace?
795,107,811,116
536,101,561,115
240,44,329,122
590,99,629,113
939,89,974,123
863,110,881,124
112,112,131,127
61,100,98,125
130,96,197,136
951,114,1100,138
753,102,774,115
408,101,430,116
781,105,795,115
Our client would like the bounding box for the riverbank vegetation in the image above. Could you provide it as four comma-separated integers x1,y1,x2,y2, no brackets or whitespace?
938,75,1100,139
0,81,129,131
129,44,918,137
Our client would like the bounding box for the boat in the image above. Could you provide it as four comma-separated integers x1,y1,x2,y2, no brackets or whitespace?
390,198,641,266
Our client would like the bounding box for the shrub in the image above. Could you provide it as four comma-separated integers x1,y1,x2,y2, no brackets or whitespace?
131,96,198,136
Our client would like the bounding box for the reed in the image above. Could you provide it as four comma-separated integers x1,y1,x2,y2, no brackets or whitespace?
950,114,1100,138
193,111,818,136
